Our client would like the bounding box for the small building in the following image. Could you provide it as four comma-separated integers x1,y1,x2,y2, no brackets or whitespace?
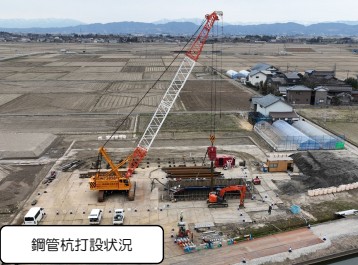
266,153,294,172
286,85,312,105
284,72,301,85
313,86,328,105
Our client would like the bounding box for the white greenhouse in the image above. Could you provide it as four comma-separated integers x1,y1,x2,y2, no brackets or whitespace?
226,70,239,79
254,120,321,151
292,120,344,149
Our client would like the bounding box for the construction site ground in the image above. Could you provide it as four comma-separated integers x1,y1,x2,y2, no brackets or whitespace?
1,42,358,264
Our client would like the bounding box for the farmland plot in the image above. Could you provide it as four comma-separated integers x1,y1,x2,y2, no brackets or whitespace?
0,93,99,114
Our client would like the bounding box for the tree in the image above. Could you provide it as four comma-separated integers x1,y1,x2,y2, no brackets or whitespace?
345,77,358,90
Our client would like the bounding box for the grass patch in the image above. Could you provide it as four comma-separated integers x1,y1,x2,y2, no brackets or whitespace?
218,217,307,240
301,199,358,223
241,217,306,239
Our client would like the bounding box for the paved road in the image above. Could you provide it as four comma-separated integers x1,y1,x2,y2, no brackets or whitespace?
164,228,322,265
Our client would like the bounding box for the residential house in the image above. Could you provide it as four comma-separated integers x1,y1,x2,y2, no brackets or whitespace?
247,63,279,87
286,85,312,105
304,70,335,79
248,70,272,87
251,94,298,122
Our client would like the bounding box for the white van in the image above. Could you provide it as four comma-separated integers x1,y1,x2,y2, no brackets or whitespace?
24,207,45,225
88,209,103,225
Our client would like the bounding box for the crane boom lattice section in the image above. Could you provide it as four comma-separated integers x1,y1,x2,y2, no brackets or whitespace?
138,56,195,150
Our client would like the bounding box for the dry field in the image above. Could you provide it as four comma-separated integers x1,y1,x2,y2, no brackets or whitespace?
1,43,358,265
1,42,358,232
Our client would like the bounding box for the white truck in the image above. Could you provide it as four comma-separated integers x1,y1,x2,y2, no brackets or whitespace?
113,209,125,225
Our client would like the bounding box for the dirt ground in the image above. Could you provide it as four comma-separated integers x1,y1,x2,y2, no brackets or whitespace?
0,164,49,225
1,43,358,263
277,150,358,193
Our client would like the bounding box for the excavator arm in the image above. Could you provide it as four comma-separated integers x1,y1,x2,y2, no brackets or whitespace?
219,185,247,207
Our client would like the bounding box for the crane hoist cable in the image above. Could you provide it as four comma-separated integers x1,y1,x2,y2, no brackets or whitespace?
101,19,207,149
219,16,224,118
209,16,224,146
202,19,224,166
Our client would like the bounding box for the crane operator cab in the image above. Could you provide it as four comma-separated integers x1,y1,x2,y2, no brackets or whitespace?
207,188,226,204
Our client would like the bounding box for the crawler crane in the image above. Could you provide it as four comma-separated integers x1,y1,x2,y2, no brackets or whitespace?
89,11,223,202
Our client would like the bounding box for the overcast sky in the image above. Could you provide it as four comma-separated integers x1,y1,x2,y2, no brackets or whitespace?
1,0,357,24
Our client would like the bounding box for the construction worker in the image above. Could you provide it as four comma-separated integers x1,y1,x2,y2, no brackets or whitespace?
180,211,183,222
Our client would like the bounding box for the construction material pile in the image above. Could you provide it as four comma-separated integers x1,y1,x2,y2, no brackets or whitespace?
277,150,358,194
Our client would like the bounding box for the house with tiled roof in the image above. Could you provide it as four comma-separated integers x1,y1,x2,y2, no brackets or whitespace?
285,85,312,105
284,72,301,85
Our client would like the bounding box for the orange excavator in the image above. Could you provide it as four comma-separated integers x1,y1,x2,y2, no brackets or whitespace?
207,185,246,208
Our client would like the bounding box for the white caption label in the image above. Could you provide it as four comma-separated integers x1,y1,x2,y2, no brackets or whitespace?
1,225,163,264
